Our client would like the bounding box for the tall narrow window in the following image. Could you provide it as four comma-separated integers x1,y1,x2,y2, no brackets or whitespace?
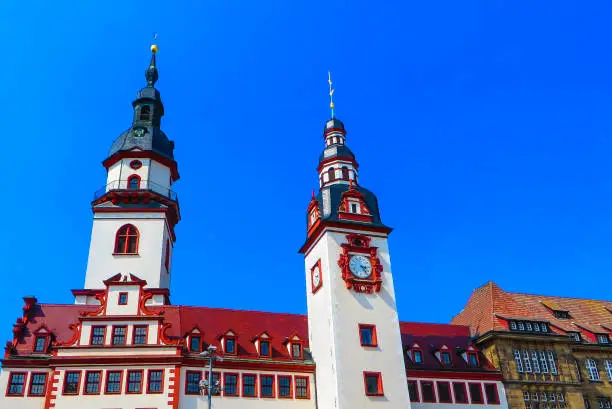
189,336,201,352
7,373,26,396
278,375,292,398
342,166,349,180
260,340,270,356
133,325,148,345
85,371,101,395
485,383,500,404
139,105,151,120
469,383,484,404
421,381,436,402
412,348,423,364
408,380,419,402
531,350,541,373
327,167,335,182
185,371,201,395
260,375,275,397
242,374,257,397
547,350,558,375
114,224,139,254
105,371,122,394
437,382,452,403
295,376,309,399
127,175,140,190
147,370,163,394
91,326,105,345
225,336,236,354
291,343,302,358
605,360,612,381
523,349,533,373
539,351,549,373
223,373,238,396
126,370,143,394
63,372,81,395
364,372,384,396
28,373,47,396
33,336,47,352
468,352,479,367
585,359,599,380
514,349,524,372
111,326,126,345
453,382,468,403
164,240,171,272
441,351,452,365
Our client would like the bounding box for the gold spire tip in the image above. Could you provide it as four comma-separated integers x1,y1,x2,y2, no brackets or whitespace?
150,44,159,53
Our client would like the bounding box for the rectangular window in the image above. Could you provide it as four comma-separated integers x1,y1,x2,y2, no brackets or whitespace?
585,398,592,409
547,351,558,374
260,375,275,397
63,371,81,395
85,371,101,395
599,399,612,409
526,322,533,331
126,370,143,394
364,372,383,396
441,351,452,365
260,341,270,356
185,371,201,395
569,332,581,342
278,375,292,398
28,373,47,396
34,336,47,352
510,321,517,330
118,292,128,305
539,351,549,373
225,337,235,354
205,372,220,396
605,360,612,380
359,324,377,346
523,349,533,373
133,325,148,345
484,383,500,404
295,376,309,399
453,382,468,404
421,381,436,402
223,373,238,396
413,349,423,364
291,343,302,358
189,335,201,352
586,359,600,380
534,322,541,331
7,372,26,396
514,349,524,372
531,350,541,373
147,370,163,394
597,334,610,344
518,321,525,330
437,381,452,403
469,383,484,404
408,380,419,402
541,323,548,332
105,371,122,394
468,352,479,367
90,326,105,345
242,374,257,397
111,326,126,345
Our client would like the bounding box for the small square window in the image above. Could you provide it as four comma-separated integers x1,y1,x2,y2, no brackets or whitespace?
359,324,377,347
118,292,128,305
364,372,383,396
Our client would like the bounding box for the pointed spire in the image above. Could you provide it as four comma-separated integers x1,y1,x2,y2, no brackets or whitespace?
146,36,159,87
328,71,335,119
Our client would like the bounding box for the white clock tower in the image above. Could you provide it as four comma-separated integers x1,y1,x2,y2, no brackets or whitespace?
78,45,179,306
300,108,411,408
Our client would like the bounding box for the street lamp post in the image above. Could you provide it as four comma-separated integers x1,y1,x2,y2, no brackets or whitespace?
199,345,222,409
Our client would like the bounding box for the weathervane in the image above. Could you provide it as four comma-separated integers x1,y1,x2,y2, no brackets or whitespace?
328,71,335,118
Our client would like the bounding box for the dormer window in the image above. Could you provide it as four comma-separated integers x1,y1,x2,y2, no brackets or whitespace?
291,343,302,358
225,337,236,354
139,105,151,121
467,352,479,367
189,335,201,352
441,351,452,365
409,344,423,364
597,334,610,344
260,340,270,356
34,336,47,353
509,320,549,333
554,310,570,319
351,203,358,213
568,332,582,342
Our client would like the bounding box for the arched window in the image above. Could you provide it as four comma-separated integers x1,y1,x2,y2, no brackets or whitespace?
342,166,349,180
114,224,139,254
327,167,335,182
139,105,151,121
127,175,141,190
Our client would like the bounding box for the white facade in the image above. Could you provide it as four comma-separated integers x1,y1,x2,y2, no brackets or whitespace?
304,227,412,409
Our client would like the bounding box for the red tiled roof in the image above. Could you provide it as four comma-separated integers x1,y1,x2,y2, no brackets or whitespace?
451,281,612,343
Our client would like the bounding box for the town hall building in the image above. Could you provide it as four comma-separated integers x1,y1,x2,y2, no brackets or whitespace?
0,45,508,409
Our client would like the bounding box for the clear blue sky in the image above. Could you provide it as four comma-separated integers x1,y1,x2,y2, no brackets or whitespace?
1,0,611,336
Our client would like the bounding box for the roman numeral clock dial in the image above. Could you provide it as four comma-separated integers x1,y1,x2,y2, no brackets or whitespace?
349,255,371,278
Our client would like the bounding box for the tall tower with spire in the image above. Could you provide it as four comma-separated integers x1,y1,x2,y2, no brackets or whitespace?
79,43,179,305
299,76,411,408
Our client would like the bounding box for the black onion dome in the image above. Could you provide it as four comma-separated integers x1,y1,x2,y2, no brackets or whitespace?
325,118,345,131
312,184,387,228
109,127,175,160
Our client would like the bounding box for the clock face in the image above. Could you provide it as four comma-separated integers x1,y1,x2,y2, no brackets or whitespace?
349,255,372,278
133,127,146,137
312,266,321,287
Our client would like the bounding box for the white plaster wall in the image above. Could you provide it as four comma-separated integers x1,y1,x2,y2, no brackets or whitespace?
149,160,173,195
178,367,316,409
105,158,171,194
84,213,170,290
105,285,141,316
305,228,411,409
106,161,122,190
0,369,48,409
409,379,509,409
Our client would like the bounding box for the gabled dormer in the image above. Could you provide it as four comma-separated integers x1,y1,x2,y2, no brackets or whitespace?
434,344,452,366
407,342,423,365
32,325,53,354
283,333,304,359
337,182,373,223
459,345,480,367
219,330,237,355
540,300,571,319
186,327,203,353
252,332,272,357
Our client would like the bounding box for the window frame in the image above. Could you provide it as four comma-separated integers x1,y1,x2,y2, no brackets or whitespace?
33,335,49,353
127,174,141,190
185,370,202,395
84,370,102,395
453,382,469,404
189,335,201,352
125,369,144,394
436,381,452,403
359,324,378,347
277,375,293,399
441,350,452,365
290,342,303,359
118,292,128,305
147,369,164,394
484,383,500,405
585,359,600,381
604,360,612,381
294,375,310,399
104,370,123,395
408,380,420,402
132,325,148,345
468,382,484,404
224,335,237,355
597,334,610,344
111,325,127,346
223,372,239,397
259,340,271,357
363,372,384,397
467,351,479,367
204,371,221,396
260,374,275,398
242,373,258,397
411,346,424,364
27,372,47,397
6,372,27,397
90,325,106,346
62,371,82,395
420,380,437,403
514,348,524,373
113,224,139,255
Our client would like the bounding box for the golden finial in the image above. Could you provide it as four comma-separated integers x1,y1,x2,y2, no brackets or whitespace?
150,32,159,53
328,71,335,118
